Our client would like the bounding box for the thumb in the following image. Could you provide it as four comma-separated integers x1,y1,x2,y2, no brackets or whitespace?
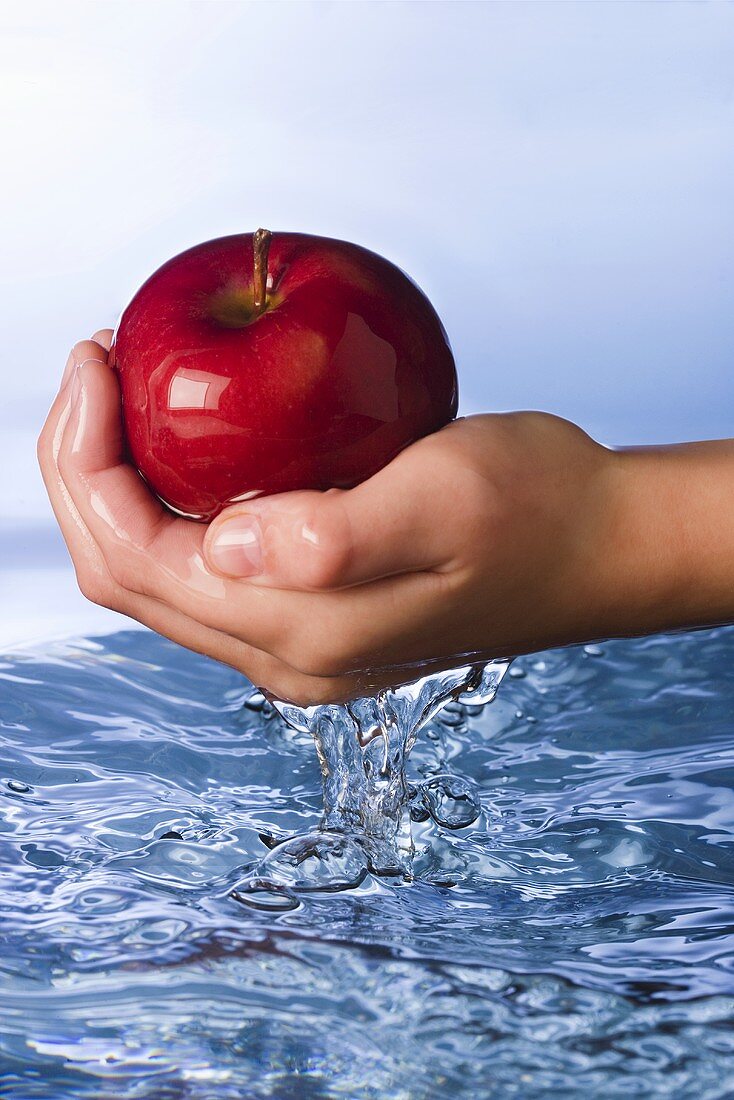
202,462,451,591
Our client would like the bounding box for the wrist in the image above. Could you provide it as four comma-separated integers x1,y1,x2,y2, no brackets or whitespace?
602,440,734,638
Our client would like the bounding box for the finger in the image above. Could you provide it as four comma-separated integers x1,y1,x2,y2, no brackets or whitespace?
42,345,406,701
57,361,460,676
56,360,297,655
37,369,296,692
60,338,109,390
203,431,461,591
41,385,463,702
91,328,114,351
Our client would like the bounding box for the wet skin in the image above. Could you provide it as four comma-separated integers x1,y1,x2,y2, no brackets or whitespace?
39,333,734,706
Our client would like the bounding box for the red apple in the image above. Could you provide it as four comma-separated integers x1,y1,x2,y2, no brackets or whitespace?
110,230,458,521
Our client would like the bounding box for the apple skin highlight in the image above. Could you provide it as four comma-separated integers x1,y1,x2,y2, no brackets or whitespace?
111,231,458,521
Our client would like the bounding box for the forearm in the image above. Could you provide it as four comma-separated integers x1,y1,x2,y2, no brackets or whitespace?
601,439,734,639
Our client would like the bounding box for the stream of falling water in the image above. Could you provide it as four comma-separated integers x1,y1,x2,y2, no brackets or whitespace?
230,660,511,907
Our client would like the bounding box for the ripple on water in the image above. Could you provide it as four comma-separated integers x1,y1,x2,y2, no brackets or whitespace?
1,627,734,1096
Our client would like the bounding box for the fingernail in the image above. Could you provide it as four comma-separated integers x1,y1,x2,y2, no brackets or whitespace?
208,516,263,577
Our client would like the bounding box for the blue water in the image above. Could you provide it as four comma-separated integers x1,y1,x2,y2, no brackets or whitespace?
2,627,734,1097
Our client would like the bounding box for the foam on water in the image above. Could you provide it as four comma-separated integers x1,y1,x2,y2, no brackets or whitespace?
2,627,734,1097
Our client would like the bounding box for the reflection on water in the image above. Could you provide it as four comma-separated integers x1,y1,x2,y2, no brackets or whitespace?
2,627,734,1097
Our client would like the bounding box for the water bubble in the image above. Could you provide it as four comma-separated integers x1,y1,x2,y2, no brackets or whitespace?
255,831,368,892
509,666,527,679
6,779,30,793
419,775,482,830
231,879,300,912
583,644,605,658
159,830,184,840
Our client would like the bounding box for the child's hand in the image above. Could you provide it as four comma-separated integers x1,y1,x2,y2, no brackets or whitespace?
38,333,734,705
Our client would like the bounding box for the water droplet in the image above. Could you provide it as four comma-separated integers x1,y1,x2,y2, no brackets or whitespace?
231,879,299,912
255,831,368,892
6,779,30,793
509,666,526,679
583,644,605,657
419,775,482,830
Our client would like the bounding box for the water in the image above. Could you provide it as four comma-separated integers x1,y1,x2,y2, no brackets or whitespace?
2,627,734,1097
270,660,509,878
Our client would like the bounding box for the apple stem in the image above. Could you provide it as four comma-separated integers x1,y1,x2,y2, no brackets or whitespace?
253,228,272,316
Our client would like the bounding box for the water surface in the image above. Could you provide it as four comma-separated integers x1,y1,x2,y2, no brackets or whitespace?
2,627,734,1097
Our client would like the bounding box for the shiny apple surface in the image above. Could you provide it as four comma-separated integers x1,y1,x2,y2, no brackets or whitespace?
111,233,458,520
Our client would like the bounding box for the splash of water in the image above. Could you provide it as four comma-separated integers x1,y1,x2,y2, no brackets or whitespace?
243,661,511,886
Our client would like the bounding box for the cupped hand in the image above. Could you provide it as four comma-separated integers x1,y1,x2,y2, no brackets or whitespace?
38,335,623,705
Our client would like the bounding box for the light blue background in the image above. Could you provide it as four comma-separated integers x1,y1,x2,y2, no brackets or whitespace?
2,0,733,642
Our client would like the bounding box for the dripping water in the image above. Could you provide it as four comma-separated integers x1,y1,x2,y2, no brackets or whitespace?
232,660,511,899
